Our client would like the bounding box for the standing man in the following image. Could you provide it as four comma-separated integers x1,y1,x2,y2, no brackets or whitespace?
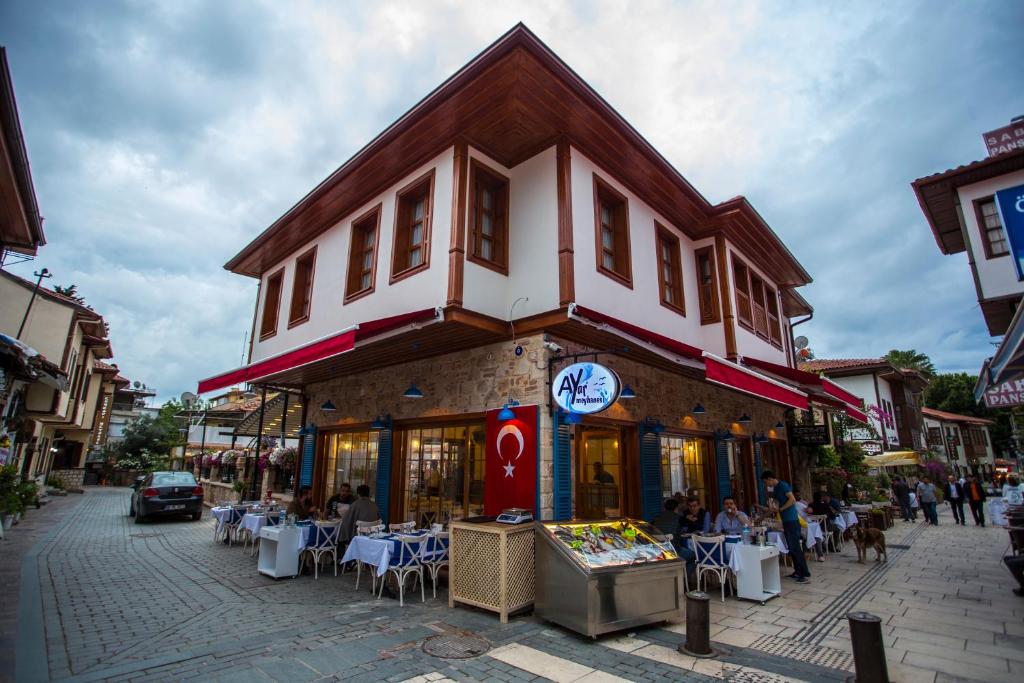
893,477,912,522
762,470,810,584
944,474,966,526
965,474,987,527
916,477,939,526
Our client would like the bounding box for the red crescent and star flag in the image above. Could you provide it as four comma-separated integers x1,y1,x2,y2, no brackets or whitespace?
483,404,538,515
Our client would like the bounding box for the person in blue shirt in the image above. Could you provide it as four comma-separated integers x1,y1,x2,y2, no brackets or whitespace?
713,497,750,534
763,470,810,583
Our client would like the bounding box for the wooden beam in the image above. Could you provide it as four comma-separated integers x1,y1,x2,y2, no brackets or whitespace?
447,141,469,305
715,234,738,360
556,139,575,305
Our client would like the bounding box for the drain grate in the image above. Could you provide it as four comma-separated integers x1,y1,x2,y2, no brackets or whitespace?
422,633,491,659
130,533,162,538
887,544,911,550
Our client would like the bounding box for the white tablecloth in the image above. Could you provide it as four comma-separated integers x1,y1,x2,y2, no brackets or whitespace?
241,513,267,538
686,537,742,574
989,499,1008,527
341,535,395,577
768,521,823,553
834,511,858,532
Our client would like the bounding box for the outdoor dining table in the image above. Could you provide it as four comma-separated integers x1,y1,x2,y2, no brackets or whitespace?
684,534,743,573
211,506,245,541
766,520,823,554
833,511,859,532
341,531,445,578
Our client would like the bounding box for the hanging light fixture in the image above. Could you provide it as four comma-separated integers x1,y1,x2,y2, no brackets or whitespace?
720,430,734,442
320,400,337,412
775,421,785,430
370,415,389,430
402,383,424,399
691,403,706,415
737,413,752,425
619,385,636,399
755,432,769,444
498,399,520,422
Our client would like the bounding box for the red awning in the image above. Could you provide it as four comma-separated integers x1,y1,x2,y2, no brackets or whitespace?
704,353,809,410
571,305,703,360
845,404,869,424
197,308,439,394
743,355,867,414
821,377,860,406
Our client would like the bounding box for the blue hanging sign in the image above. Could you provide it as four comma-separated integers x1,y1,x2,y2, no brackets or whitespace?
995,183,1024,281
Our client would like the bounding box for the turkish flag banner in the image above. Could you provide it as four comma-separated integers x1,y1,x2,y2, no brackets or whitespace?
483,405,539,516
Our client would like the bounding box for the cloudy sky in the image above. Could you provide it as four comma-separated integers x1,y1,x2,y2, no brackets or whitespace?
1,1,1021,403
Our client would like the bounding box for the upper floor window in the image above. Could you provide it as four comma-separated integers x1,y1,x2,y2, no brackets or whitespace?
391,170,434,282
260,269,284,339
975,197,1008,259
732,255,783,347
345,205,381,303
655,224,684,315
288,247,317,328
695,246,720,324
592,175,632,286
468,160,510,274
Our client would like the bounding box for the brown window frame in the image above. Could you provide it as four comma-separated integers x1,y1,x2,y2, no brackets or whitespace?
390,169,435,284
344,204,381,304
764,285,783,348
288,246,317,328
655,223,685,315
259,268,285,340
694,245,721,324
592,174,632,288
467,158,510,275
732,257,753,329
974,196,1009,259
750,273,769,339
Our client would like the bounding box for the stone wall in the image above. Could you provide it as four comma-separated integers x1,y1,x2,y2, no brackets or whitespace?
304,330,800,519
49,468,85,490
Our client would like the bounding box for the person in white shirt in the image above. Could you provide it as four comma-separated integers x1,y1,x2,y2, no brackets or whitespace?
1003,476,1023,506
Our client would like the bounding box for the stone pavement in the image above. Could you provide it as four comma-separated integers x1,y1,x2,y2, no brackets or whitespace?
9,488,1023,683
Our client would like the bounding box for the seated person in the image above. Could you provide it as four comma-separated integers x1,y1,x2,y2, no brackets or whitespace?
325,482,355,518
340,484,381,541
713,497,750,534
826,491,843,515
679,497,711,535
652,498,682,537
811,491,838,521
287,486,317,520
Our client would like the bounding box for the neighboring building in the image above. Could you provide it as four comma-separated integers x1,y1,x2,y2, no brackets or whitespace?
0,268,115,485
198,26,864,524
922,407,995,479
104,372,158,444
0,47,45,261
799,358,928,454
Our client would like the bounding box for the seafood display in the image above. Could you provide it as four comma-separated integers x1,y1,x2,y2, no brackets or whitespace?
542,520,678,569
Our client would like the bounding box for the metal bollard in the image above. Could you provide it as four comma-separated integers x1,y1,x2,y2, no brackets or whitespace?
679,591,717,658
846,611,890,683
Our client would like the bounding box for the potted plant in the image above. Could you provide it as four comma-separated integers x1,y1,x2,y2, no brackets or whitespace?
232,479,247,502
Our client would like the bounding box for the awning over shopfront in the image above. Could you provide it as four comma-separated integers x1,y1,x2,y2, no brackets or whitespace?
740,355,867,423
975,298,1024,402
568,305,808,410
197,308,441,394
863,451,921,468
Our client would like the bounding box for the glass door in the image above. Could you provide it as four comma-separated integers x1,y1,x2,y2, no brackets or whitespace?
399,422,485,527
727,440,754,513
660,436,711,508
576,427,622,519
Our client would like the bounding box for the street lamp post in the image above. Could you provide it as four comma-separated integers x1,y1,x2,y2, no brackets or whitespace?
16,268,52,339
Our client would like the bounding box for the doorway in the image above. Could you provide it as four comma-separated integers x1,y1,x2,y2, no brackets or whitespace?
726,439,755,512
397,422,486,527
576,426,623,519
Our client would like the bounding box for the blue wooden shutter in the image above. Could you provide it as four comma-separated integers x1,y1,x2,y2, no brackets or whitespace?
715,435,731,510
375,422,393,526
754,442,766,506
638,425,662,523
299,424,316,487
552,412,572,520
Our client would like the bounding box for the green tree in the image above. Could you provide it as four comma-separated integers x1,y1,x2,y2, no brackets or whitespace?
925,372,1015,456
54,283,86,304
884,349,936,379
112,400,186,472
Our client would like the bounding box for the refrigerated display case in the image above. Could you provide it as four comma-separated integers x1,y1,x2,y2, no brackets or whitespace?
534,519,684,637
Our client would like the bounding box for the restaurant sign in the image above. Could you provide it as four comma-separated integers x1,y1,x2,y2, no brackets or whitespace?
983,377,1024,408
983,121,1024,157
789,424,830,447
860,440,883,456
552,362,621,414
996,183,1024,281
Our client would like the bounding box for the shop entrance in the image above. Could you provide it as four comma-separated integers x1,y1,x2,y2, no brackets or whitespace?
576,427,623,519
726,439,756,512
760,439,791,485
660,435,712,509
397,423,486,527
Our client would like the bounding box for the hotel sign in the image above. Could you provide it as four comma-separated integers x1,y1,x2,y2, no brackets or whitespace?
983,122,1024,157
983,378,1024,408
552,362,621,414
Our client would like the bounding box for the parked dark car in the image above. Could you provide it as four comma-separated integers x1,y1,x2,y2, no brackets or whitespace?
130,471,204,522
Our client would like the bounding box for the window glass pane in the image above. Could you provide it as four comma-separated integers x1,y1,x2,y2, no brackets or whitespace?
481,238,492,260
409,247,422,267
365,228,375,247
601,205,611,226
413,198,425,221
602,252,615,270
482,213,493,236
363,252,373,270
482,187,493,210
360,272,371,290
602,227,613,249
411,223,422,246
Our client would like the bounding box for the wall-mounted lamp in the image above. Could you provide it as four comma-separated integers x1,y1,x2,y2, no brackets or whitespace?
775,421,785,430
737,413,752,425
755,432,770,444
716,428,734,442
320,400,337,412
402,383,424,399
619,385,636,399
498,399,520,422
370,415,390,430
691,403,706,415
643,417,664,433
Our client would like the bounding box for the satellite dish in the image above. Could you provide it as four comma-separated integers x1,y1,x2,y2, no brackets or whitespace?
133,380,141,389
180,391,197,407
794,336,809,350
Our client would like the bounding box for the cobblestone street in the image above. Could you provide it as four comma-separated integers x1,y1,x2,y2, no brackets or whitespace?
8,489,1023,683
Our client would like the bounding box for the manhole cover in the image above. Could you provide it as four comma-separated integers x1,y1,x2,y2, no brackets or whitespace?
422,633,491,659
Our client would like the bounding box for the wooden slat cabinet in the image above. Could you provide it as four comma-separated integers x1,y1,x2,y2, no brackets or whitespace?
448,521,534,623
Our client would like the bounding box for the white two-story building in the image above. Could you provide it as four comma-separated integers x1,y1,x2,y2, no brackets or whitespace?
199,25,865,524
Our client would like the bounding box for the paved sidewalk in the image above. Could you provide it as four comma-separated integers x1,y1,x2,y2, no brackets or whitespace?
11,489,1023,682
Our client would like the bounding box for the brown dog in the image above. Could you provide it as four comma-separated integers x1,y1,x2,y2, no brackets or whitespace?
852,526,888,563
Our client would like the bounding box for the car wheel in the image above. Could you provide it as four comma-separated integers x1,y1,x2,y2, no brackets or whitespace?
128,503,136,517
191,510,202,521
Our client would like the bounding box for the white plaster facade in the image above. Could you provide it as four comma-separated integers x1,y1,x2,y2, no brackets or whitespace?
957,168,1024,302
